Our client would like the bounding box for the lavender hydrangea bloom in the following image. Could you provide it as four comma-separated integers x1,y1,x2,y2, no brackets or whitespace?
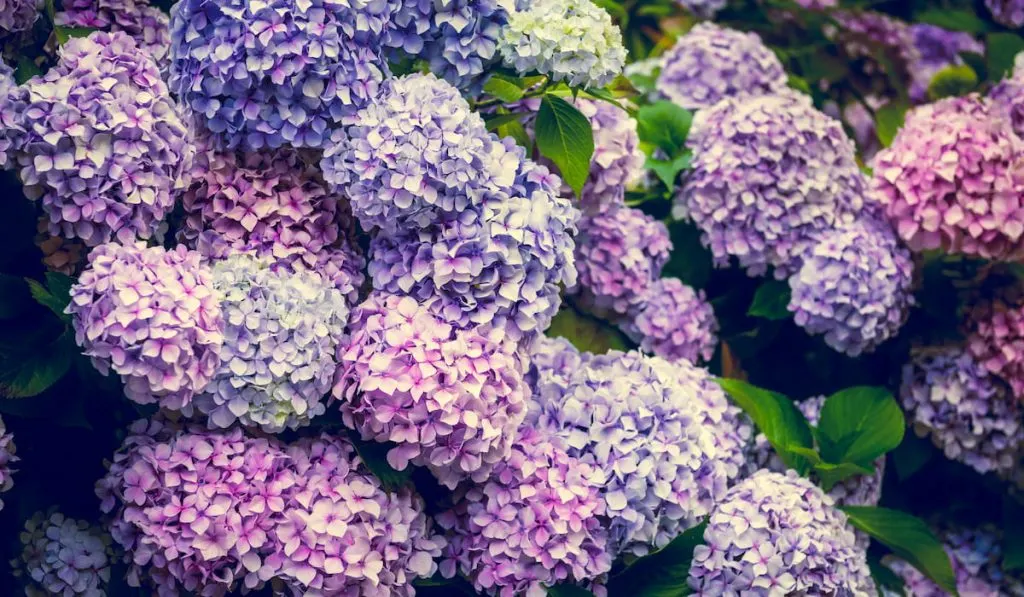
56,0,171,63
986,0,1024,28
909,24,984,102
14,511,112,597
886,526,1024,596
335,293,528,489
688,470,875,595
168,0,397,151
0,60,17,170
900,348,1024,476
0,0,39,36
990,62,1024,138
68,243,224,411
525,335,590,396
0,415,15,512
871,95,1024,261
680,93,868,278
529,350,730,557
966,295,1024,401
622,277,719,364
577,98,645,208
573,205,672,317
498,0,627,89
656,23,788,110
437,427,612,596
6,31,193,246
674,0,725,18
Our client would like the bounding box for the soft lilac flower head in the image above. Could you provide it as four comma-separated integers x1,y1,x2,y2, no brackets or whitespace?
168,0,397,151
189,254,348,433
0,0,39,36
573,205,672,317
335,293,528,488
789,219,915,357
986,0,1024,28
0,415,15,512
909,24,984,102
990,61,1024,139
498,0,627,89
6,31,192,246
674,0,725,18
966,294,1024,401
273,434,445,596
437,427,612,596
529,350,731,557
886,526,1024,596
68,242,224,411
0,60,18,169
525,335,590,397
688,470,875,595
577,97,645,208
900,348,1024,476
623,277,719,364
680,93,867,278
871,95,1024,260
14,511,112,597
321,73,519,234
56,0,170,63
656,23,788,110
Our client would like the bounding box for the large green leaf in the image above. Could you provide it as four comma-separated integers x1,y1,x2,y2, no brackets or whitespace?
926,64,978,101
0,329,74,398
716,379,813,474
483,74,526,103
605,520,707,596
535,95,595,197
646,152,692,188
874,101,908,148
636,101,693,157
842,507,958,595
747,279,792,321
26,272,74,322
987,33,1024,82
816,386,904,465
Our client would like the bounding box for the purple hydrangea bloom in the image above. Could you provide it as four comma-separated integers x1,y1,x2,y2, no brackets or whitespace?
14,511,112,597
335,293,528,489
871,95,1024,261
680,93,867,278
622,277,719,364
830,10,920,97
529,350,731,557
168,0,398,151
573,205,672,317
437,427,612,596
788,219,915,357
656,23,788,110
966,294,1024,400
674,0,726,18
6,31,193,246
990,61,1024,139
0,0,39,36
525,335,590,397
886,526,1024,596
909,24,984,102
688,470,875,595
0,60,17,169
900,348,1024,476
189,254,349,433
986,0,1024,28
0,415,15,512
56,0,171,63
68,242,224,411
577,97,646,208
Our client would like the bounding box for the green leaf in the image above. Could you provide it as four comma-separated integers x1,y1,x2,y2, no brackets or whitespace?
926,64,978,101
54,26,97,45
498,119,532,151
15,56,42,85
716,379,814,475
646,152,692,188
987,33,1024,82
583,86,625,109
483,74,526,103
0,274,33,319
606,520,707,597
484,112,525,131
1003,499,1024,572
842,506,959,596
747,279,792,320
868,554,906,597
547,585,595,597
787,74,812,95
890,433,933,480
874,101,908,149
813,460,876,492
915,9,988,34
26,272,74,322
959,52,987,82
349,436,413,493
817,387,904,465
0,330,74,398
547,307,629,354
636,101,693,157
535,95,595,197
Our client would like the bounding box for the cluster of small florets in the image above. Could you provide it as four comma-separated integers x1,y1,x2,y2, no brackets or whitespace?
656,23,788,110
986,0,1024,28
68,242,224,410
56,0,171,63
622,277,719,364
573,205,672,317
498,0,627,89
909,24,984,102
990,61,1024,138
788,219,915,356
437,427,613,596
687,470,875,595
5,31,192,246
680,92,867,278
900,347,1024,476
0,0,39,37
529,350,730,557
577,97,646,207
0,60,16,170
871,95,1024,260
13,511,112,597
0,415,15,512
335,292,528,489
525,335,591,397
965,294,1024,401
886,526,1024,596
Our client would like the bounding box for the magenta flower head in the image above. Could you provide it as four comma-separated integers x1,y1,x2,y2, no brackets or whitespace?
68,242,224,411
688,470,875,595
900,348,1024,476
887,526,1024,596
573,205,672,317
871,95,1024,260
680,92,868,278
623,277,719,364
986,0,1024,28
6,31,193,246
529,350,731,557
56,0,170,63
14,511,113,597
335,292,529,489
437,427,612,597
657,23,788,110
272,434,445,596
0,0,39,37
0,415,15,512
966,294,1024,401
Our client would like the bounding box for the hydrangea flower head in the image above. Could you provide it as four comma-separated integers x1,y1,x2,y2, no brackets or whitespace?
0,0,39,36
573,205,672,317
830,10,919,97
437,427,612,596
886,526,1024,596
680,92,866,278
526,335,590,397
0,60,18,169
623,277,719,364
990,61,1024,138
986,0,1024,28
7,31,192,246
688,470,875,595
657,23,788,110
909,24,984,102
577,97,645,208
14,511,112,597
966,294,1024,400
56,0,170,63
0,415,15,512
900,348,1024,476
498,0,627,89
68,242,224,410
335,293,528,488
871,95,1024,260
